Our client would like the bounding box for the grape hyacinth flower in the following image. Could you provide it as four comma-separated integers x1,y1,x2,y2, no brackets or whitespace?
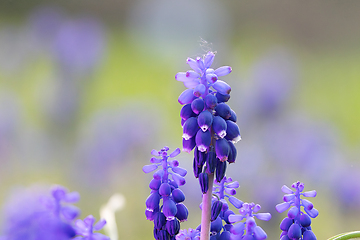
276,181,318,240
143,147,189,240
74,215,109,240
176,51,240,240
228,202,271,240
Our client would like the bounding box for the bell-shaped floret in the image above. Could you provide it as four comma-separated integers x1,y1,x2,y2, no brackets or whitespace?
281,185,294,194
283,194,295,202
172,188,185,203
230,222,245,235
280,217,293,231
225,121,241,143
182,137,196,153
216,92,230,103
299,214,311,227
216,138,230,162
154,212,166,230
166,219,180,236
206,73,218,84
172,167,187,177
223,210,235,224
303,230,317,240
276,202,291,213
195,129,211,152
210,217,223,234
304,207,319,218
211,200,223,221
142,164,158,173
280,234,291,240
196,57,205,71
153,169,164,180
301,199,314,210
287,206,299,219
216,160,227,182
198,110,213,132
214,66,232,76
213,80,231,95
182,117,199,140
158,229,170,240
193,158,202,178
213,116,227,138
302,190,317,198
229,109,237,122
225,187,236,196
163,198,177,220
204,52,215,68
206,151,217,174
175,203,189,222
187,58,201,73
172,172,186,186
199,172,209,194
159,183,172,197
145,208,157,221
227,141,237,164
180,104,196,120
194,84,206,98
205,94,218,109
145,192,160,211
215,103,231,119
228,196,243,209
253,226,267,240
287,223,302,239
254,213,271,221
178,89,197,105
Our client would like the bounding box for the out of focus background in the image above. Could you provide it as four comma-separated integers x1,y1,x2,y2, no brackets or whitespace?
0,0,360,239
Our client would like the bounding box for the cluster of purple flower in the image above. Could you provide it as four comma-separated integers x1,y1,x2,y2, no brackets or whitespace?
1,185,108,240
143,147,189,240
176,51,240,185
276,181,318,240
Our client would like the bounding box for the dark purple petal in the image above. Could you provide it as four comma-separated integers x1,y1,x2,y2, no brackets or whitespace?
175,203,188,222
210,216,222,233
197,110,213,132
216,92,230,103
280,217,293,231
145,192,160,211
178,89,196,105
225,120,241,143
180,104,196,120
299,214,311,227
191,98,205,114
154,212,166,230
159,183,172,197
253,226,267,240
213,80,231,95
303,230,316,240
287,224,301,239
163,198,177,220
287,206,299,219
214,66,232,76
199,172,209,194
172,189,185,203
153,169,164,180
149,179,161,190
195,129,211,152
211,201,223,221
229,109,237,122
212,116,227,138
215,103,231,119
193,158,202,178
182,136,196,153
227,140,237,164
166,219,180,236
204,94,218,109
183,117,199,140
215,160,227,182
215,138,230,162
205,151,217,174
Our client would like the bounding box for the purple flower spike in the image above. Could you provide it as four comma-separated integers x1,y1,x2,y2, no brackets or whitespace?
277,181,318,240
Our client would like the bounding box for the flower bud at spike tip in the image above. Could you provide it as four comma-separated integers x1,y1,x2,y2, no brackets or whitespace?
216,138,230,162
182,117,199,140
193,84,206,97
213,80,231,95
204,52,215,68
205,94,218,109
211,201,223,221
182,137,196,153
215,103,231,119
206,73,218,84
180,104,196,120
163,198,177,220
175,203,188,222
178,89,196,105
214,66,232,76
229,109,237,122
213,116,227,138
191,98,205,114
216,92,230,103
195,129,211,152
187,57,200,73
159,183,171,197
225,120,241,143
193,158,202,178
199,172,209,194
216,160,227,182
197,110,213,132
172,188,185,203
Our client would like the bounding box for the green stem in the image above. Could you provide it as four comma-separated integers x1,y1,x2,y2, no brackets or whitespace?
200,173,214,240
327,231,360,240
